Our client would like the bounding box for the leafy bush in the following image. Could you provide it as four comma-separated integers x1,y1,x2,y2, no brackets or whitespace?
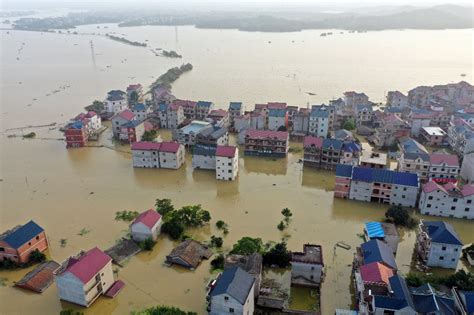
161,218,185,240
277,221,286,231
155,198,175,216
138,238,156,251
115,210,139,222
263,242,292,267
132,306,197,315
230,237,263,255
29,249,46,263
385,205,416,227
142,130,158,142
209,236,223,248
210,254,224,270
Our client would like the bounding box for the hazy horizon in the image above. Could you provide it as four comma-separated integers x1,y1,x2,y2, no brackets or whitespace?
2,0,473,11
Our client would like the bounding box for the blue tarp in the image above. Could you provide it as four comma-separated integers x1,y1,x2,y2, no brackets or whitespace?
365,222,385,239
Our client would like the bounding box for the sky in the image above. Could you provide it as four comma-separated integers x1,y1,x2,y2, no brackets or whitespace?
2,0,472,10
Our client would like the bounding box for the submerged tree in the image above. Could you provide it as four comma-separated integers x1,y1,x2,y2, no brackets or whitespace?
230,237,263,255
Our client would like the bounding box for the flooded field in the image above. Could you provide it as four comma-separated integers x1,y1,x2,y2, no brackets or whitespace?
0,22,473,315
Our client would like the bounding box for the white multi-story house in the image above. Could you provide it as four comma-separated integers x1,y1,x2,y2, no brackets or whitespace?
448,117,474,155
158,103,185,129
72,111,102,134
335,166,420,207
111,110,135,139
268,108,287,131
216,146,239,181
250,112,266,130
428,152,460,182
416,220,463,269
397,138,430,181
461,149,474,184
309,105,329,138
131,103,150,121
174,120,211,146
131,141,185,169
355,104,373,126
418,181,474,220
386,91,408,108
105,90,128,114
192,146,217,170
228,102,244,131
290,244,324,288
343,91,369,108
55,247,120,307
208,267,255,315
130,209,162,242
195,101,214,120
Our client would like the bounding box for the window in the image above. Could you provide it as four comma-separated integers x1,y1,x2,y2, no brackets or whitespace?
428,196,433,200
229,308,234,313
454,248,458,252
28,242,31,246
453,198,458,202
442,246,446,251
427,204,432,208
0,248,4,252
224,296,229,301
468,200,472,204
451,206,456,210
439,256,444,260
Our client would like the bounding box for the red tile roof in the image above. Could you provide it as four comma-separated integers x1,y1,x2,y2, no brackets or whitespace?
117,110,135,121
209,109,228,117
173,99,197,108
429,153,459,167
245,129,288,141
360,262,394,285
159,142,181,153
303,136,323,148
423,181,442,193
267,102,287,109
131,141,161,151
63,247,112,284
462,184,474,197
104,280,125,298
216,145,237,158
127,84,142,91
132,209,161,229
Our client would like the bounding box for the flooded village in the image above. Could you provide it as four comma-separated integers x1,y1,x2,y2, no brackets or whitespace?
1,12,474,315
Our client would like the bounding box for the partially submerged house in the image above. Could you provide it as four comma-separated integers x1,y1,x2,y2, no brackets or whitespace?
290,244,324,288
354,239,398,271
130,209,162,242
15,260,60,293
208,267,255,315
165,239,212,270
224,253,262,297
416,220,463,269
0,220,48,264
364,222,399,255
55,247,124,307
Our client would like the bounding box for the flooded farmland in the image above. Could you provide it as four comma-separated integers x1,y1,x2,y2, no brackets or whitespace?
1,22,473,315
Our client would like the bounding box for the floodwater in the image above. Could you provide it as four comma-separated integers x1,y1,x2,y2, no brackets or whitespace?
1,21,473,315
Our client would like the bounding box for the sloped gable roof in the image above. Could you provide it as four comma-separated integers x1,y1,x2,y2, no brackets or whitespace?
1,220,44,249
361,239,397,270
62,247,112,284
132,209,161,229
423,221,463,245
210,267,255,304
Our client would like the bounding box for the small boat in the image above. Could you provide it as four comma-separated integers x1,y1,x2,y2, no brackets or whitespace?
336,241,351,250
461,73,466,77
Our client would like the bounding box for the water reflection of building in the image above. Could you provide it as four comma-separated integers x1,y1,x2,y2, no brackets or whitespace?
242,156,287,176
301,166,335,191
133,167,188,190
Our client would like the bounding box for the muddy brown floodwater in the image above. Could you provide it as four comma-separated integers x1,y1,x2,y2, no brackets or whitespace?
0,22,473,315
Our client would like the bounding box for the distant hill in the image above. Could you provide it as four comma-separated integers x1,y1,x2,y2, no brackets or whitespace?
13,4,474,32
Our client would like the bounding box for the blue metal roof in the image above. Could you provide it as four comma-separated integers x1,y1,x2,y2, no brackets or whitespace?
411,284,456,315
351,167,418,187
335,164,353,178
459,291,474,313
310,106,329,118
1,220,44,249
361,239,397,270
229,102,242,110
196,101,213,108
322,138,343,150
122,120,142,128
132,103,146,111
389,275,415,309
158,103,168,111
210,267,255,304
424,221,463,246
193,145,216,156
67,120,84,129
342,142,361,153
365,222,385,239
268,108,286,117
373,296,408,310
